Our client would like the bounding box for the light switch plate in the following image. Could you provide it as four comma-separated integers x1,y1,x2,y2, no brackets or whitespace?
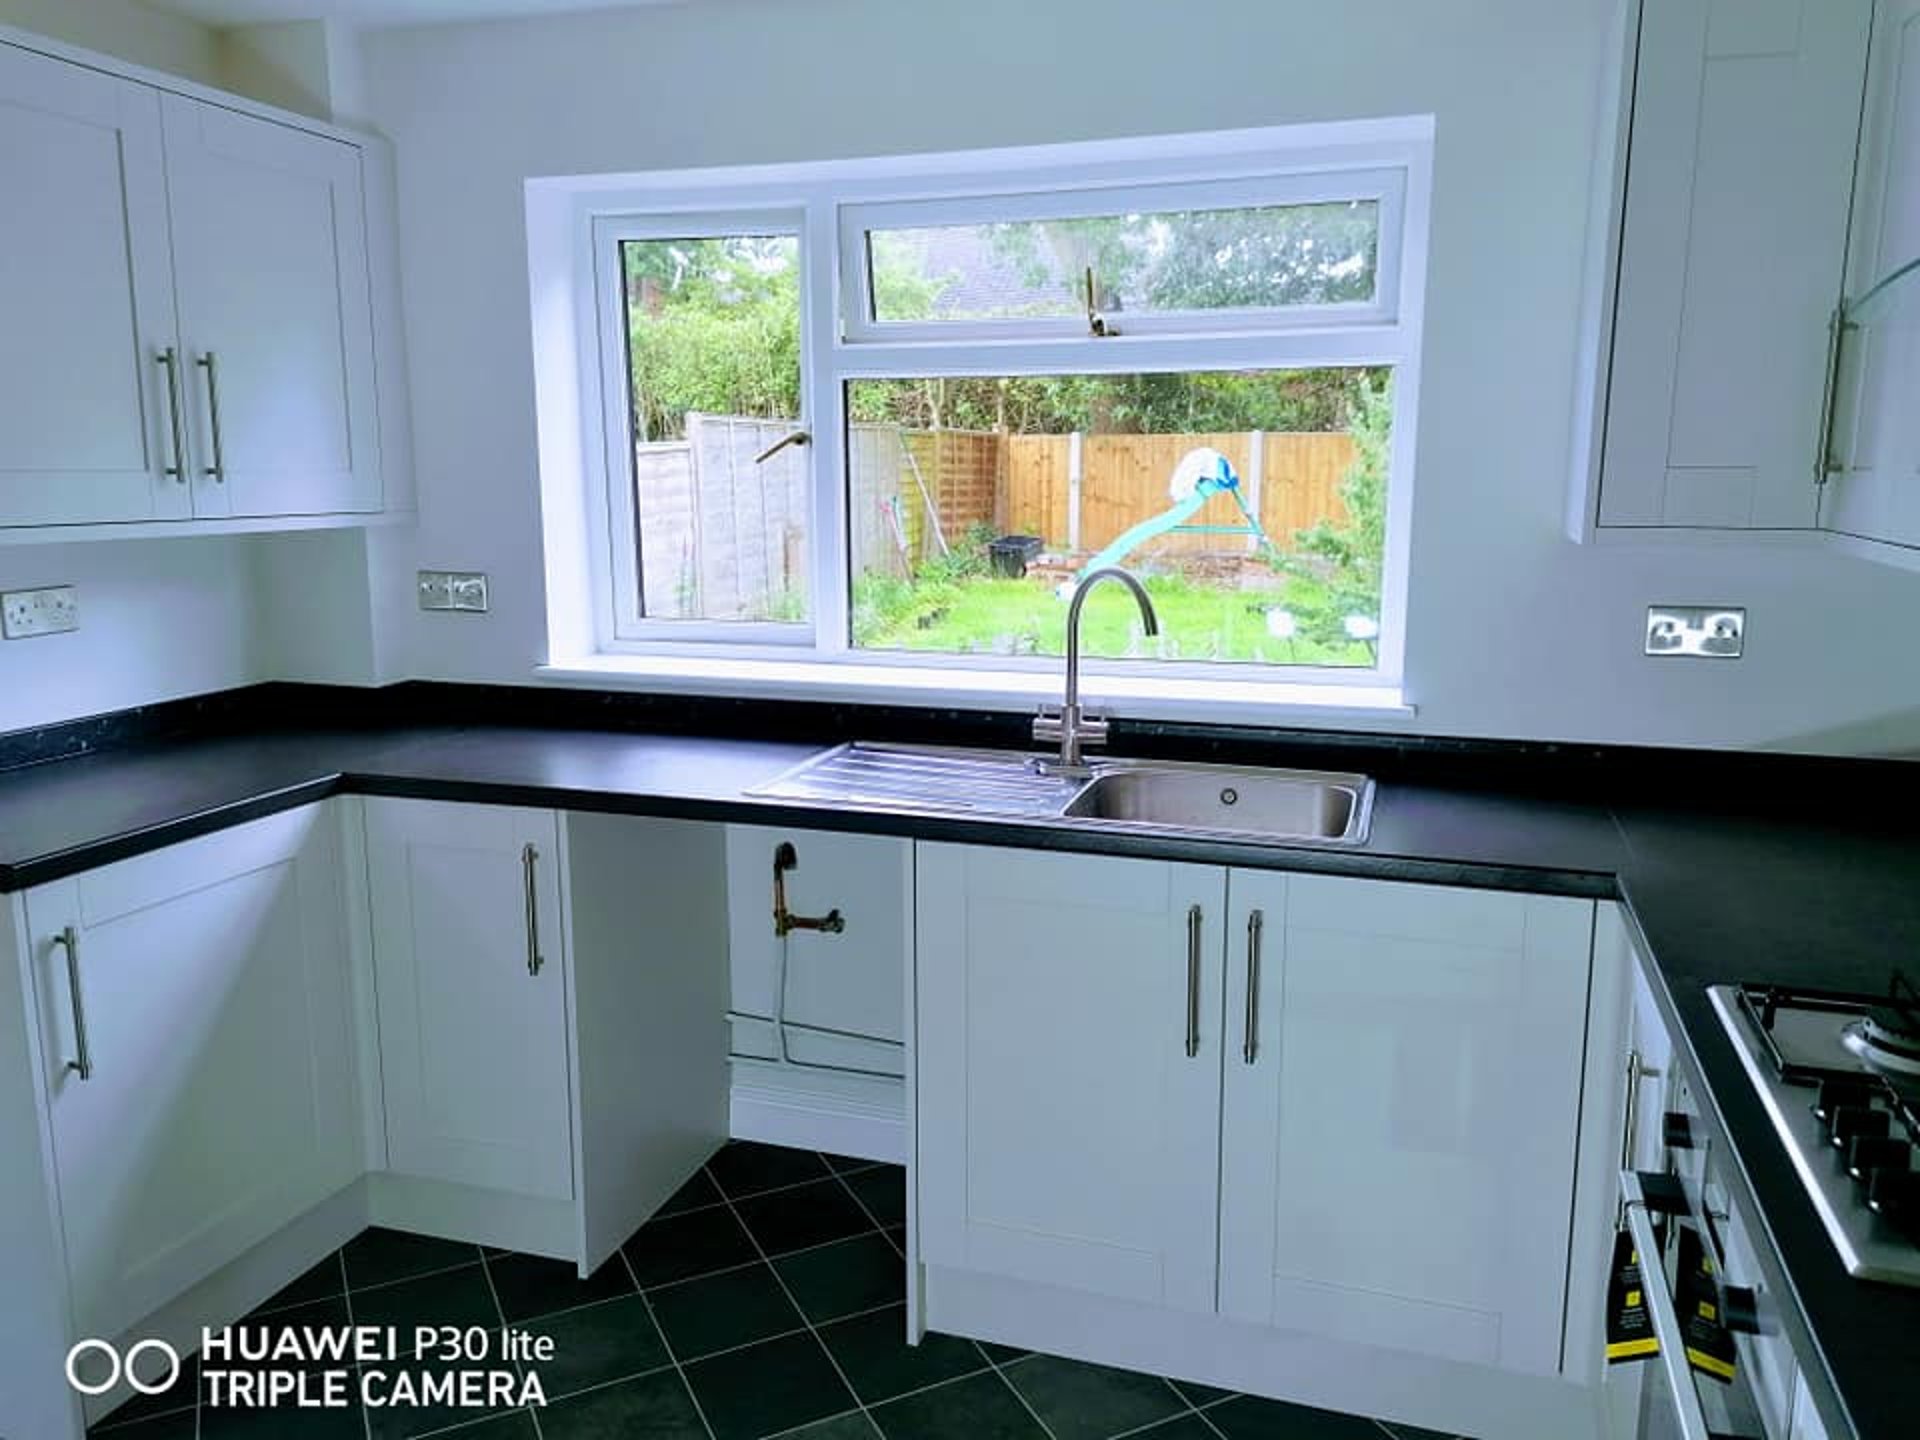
418,571,489,613
1646,605,1744,658
2,585,78,638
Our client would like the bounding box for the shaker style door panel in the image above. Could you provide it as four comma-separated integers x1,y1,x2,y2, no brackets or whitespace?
161,93,380,518
915,844,1225,1313
1218,872,1594,1378
725,825,908,1076
1602,0,1871,529
365,799,573,1201
1823,1,1920,552
0,44,187,526
27,805,359,1341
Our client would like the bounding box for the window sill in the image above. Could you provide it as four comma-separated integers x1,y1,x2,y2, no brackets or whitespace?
536,655,1413,727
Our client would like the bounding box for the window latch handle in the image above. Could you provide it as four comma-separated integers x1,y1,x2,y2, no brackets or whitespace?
1085,266,1112,338
754,428,811,464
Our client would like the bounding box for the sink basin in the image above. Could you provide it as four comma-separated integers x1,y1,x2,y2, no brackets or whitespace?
750,743,1373,846
1063,762,1373,844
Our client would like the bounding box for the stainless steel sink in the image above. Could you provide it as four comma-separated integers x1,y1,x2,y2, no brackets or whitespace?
1062,761,1372,844
751,743,1374,847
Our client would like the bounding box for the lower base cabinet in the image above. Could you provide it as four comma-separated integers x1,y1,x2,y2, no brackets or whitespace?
916,843,1598,1386
25,805,361,1343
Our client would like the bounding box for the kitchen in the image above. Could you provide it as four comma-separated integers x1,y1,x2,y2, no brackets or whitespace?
1,2,1918,1439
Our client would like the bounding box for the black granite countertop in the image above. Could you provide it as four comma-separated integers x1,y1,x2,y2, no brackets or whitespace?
0,688,1914,1439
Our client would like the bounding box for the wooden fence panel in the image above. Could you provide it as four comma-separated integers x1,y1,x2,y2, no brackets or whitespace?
1260,432,1354,541
1004,435,1071,544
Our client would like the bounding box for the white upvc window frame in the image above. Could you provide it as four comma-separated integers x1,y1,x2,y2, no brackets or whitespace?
841,167,1406,344
551,118,1432,711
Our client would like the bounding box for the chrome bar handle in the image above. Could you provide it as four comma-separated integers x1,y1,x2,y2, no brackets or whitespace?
1184,904,1202,1059
196,352,227,482
522,843,545,976
53,927,93,1080
155,348,188,482
1242,909,1264,1065
1621,1172,1711,1440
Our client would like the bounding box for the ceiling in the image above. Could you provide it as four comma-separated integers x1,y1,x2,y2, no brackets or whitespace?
142,0,682,27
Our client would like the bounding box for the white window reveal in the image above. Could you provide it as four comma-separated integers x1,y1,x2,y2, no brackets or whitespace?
557,121,1432,708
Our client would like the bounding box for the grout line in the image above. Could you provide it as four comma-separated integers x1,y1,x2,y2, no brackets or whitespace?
335,1250,371,1440
690,1158,889,1214
639,1215,893,1298
618,1242,721,1440
970,1348,1058,1440
342,1253,488,1298
474,1245,541,1438
709,1175,883,1439
822,1154,903,1260
1193,1406,1231,1440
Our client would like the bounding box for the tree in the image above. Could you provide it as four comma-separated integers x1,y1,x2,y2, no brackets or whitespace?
1292,372,1391,620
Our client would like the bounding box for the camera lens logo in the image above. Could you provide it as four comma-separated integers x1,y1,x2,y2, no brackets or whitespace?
65,1339,181,1397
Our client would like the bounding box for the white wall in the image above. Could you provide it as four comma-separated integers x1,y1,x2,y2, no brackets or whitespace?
0,0,221,84
363,0,1920,753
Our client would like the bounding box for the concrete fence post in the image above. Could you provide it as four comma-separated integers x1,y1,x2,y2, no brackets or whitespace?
1067,431,1084,553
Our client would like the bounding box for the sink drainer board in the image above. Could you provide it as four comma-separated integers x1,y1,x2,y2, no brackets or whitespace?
750,742,1375,846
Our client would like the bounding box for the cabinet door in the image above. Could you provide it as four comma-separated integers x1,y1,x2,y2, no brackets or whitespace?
0,44,188,526
160,93,380,518
1602,0,1871,529
366,799,573,1201
1219,873,1593,1377
915,844,1224,1312
1823,1,1920,552
26,805,359,1341
726,825,908,1075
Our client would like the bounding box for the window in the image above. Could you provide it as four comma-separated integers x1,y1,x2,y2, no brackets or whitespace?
574,122,1430,696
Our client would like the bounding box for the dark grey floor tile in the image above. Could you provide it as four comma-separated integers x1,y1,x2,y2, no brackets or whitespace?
517,1292,670,1398
840,1165,907,1228
647,1261,804,1360
88,1409,196,1440
706,1140,832,1197
884,1225,907,1256
201,1392,365,1439
821,1151,889,1175
256,1254,347,1314
485,1250,634,1322
654,1167,726,1217
735,1177,873,1256
349,1264,501,1352
223,1296,354,1372
1206,1394,1386,1440
774,1232,906,1322
818,1303,988,1404
777,1414,879,1440
869,1370,1048,1439
343,1227,483,1289
624,1203,760,1287
976,1342,1030,1365
91,1353,198,1428
1379,1424,1456,1440
360,1357,527,1439
1169,1378,1236,1408
425,1415,539,1439
683,1331,855,1440
1126,1418,1220,1440
1002,1353,1186,1440
538,1367,707,1439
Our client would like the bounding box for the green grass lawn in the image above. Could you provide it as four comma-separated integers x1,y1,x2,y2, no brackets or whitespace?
852,571,1375,667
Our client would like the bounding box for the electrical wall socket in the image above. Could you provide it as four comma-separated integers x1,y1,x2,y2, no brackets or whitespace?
1646,605,1744,658
2,585,78,639
418,570,489,613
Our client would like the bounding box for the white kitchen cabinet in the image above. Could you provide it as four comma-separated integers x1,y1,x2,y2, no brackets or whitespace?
0,35,405,533
1821,1,1920,556
1218,873,1593,1377
726,825,908,1075
915,844,1225,1313
24,804,360,1342
0,44,187,527
1583,0,1872,532
161,94,381,519
364,799,574,1201
1788,1372,1833,1440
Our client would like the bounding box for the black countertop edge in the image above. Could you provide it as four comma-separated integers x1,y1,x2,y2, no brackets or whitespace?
6,678,1919,813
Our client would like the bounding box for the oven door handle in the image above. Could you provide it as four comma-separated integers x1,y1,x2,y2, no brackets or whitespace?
1621,1170,1712,1440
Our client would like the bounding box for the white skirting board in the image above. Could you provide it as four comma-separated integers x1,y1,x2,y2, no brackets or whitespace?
728,1057,906,1165
922,1263,1607,1440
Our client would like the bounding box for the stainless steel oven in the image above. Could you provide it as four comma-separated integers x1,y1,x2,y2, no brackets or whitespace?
1611,1066,1799,1440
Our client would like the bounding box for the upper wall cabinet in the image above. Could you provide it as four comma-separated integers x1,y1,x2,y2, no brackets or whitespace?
0,37,410,535
1822,0,1920,553
1586,0,1872,533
